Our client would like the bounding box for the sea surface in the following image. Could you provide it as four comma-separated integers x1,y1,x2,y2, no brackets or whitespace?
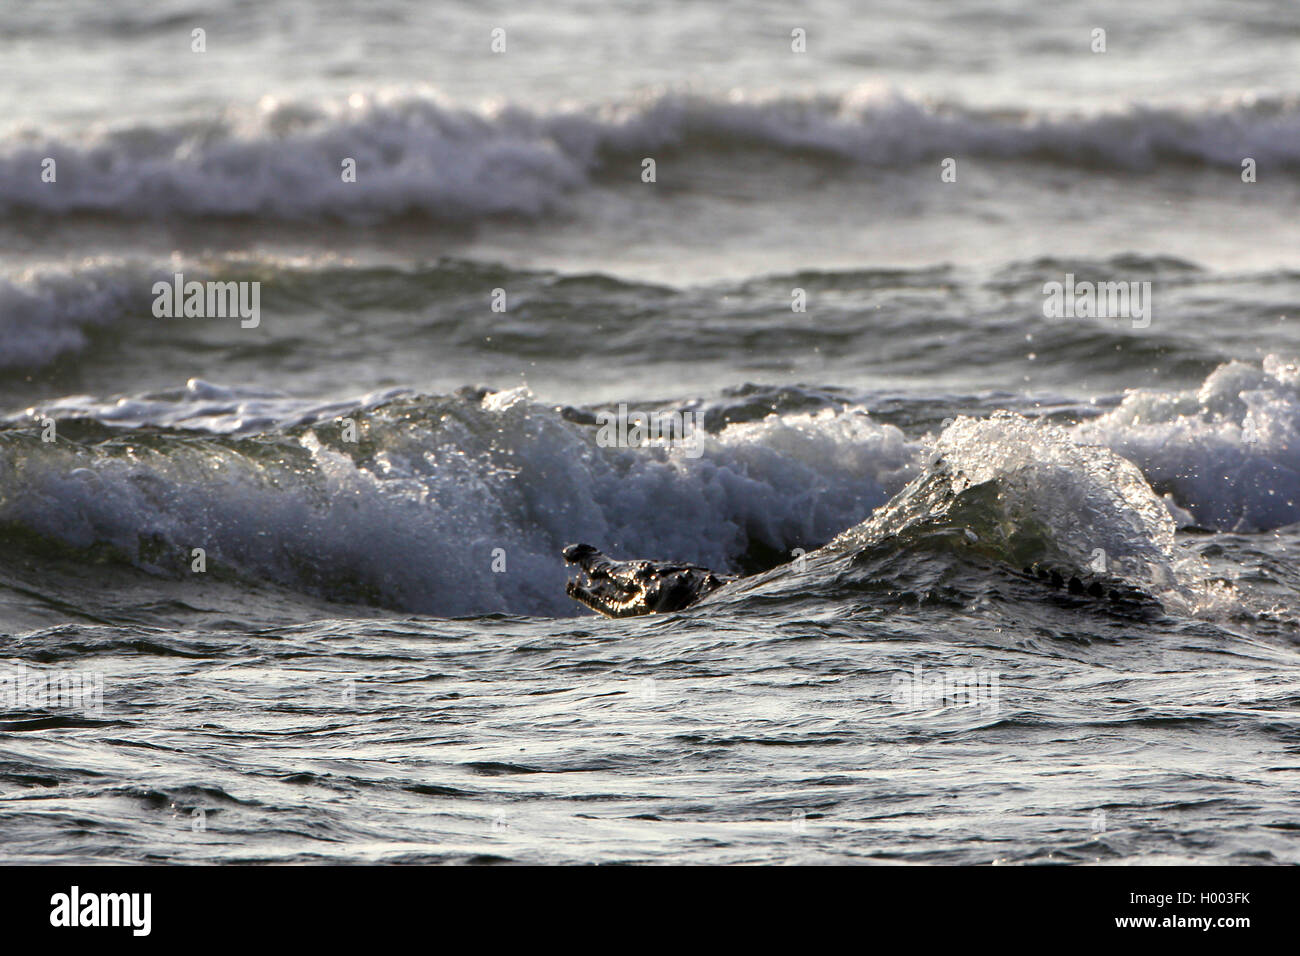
1,0,1299,864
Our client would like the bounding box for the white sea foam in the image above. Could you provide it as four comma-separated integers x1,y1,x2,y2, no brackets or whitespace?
1075,355,1300,532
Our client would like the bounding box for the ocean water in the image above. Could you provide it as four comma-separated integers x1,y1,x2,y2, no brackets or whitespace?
2,0,1300,864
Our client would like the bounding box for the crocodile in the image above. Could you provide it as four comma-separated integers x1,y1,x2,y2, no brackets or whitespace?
562,543,734,618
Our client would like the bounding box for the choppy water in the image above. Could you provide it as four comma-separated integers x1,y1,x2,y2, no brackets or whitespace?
2,0,1300,865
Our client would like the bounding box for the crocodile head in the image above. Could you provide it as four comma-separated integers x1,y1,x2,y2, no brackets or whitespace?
562,543,730,618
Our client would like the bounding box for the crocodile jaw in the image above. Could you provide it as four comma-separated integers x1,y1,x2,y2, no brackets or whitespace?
565,576,648,618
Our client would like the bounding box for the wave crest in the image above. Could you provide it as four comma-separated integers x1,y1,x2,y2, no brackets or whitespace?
0,388,918,616
5,88,1300,222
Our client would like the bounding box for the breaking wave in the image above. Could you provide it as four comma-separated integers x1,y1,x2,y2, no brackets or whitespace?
7,355,1296,617
1077,355,1300,532
0,387,918,616
4,87,1300,222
